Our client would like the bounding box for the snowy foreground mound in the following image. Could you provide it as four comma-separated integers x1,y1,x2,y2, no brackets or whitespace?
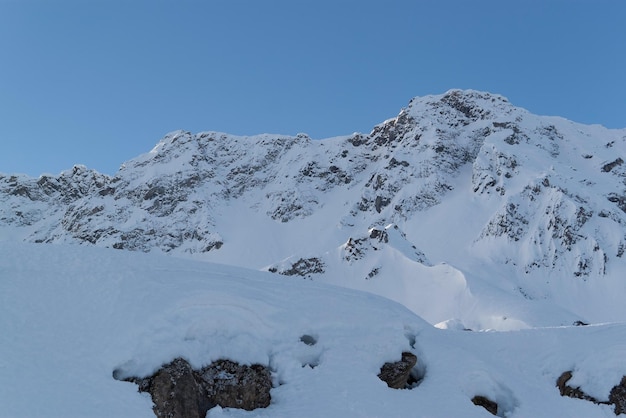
3,242,626,417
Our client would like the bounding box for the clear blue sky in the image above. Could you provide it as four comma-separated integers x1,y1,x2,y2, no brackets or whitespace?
1,0,625,176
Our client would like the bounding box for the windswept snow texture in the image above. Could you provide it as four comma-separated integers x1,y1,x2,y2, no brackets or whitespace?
3,242,626,418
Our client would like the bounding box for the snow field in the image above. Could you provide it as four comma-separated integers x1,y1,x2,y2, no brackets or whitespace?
3,242,626,417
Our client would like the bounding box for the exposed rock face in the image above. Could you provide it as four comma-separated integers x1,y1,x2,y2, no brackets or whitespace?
342,224,429,264
123,357,272,417
138,358,213,418
471,395,498,416
556,371,597,402
609,377,626,415
268,257,326,278
556,371,626,415
378,352,418,389
199,359,272,411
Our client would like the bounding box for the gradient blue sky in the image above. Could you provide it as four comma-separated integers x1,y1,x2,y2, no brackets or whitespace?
1,0,624,176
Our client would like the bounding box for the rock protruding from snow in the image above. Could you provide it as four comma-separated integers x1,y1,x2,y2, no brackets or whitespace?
378,352,418,389
471,395,499,416
129,357,213,418
199,359,272,411
610,377,626,416
122,357,272,417
268,257,326,278
557,371,626,415
342,224,429,265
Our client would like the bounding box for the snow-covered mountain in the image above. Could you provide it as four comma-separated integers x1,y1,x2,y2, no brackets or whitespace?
2,89,626,330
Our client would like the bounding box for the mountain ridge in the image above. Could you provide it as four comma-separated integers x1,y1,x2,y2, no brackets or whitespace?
2,89,626,329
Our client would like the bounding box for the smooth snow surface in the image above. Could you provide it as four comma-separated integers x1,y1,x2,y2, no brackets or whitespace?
2,242,626,417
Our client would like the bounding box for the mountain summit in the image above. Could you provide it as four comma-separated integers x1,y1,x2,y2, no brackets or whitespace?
2,89,626,329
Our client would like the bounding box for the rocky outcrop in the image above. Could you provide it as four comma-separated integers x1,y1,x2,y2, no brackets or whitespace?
471,395,498,416
342,225,429,264
266,223,429,283
134,358,212,418
378,352,418,389
199,359,272,411
556,371,598,402
268,257,325,278
122,357,272,417
557,371,626,415
610,377,626,415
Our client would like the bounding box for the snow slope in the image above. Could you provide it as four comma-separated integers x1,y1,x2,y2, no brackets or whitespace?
3,242,626,417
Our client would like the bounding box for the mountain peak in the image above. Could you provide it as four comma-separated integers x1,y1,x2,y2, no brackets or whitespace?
411,88,510,105
403,89,517,125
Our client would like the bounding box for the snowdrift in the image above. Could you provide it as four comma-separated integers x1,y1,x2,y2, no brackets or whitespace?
2,242,626,417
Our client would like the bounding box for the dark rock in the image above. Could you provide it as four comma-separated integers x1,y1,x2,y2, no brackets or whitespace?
556,371,597,402
9,185,32,199
492,121,526,145
441,91,482,121
121,357,271,417
369,228,389,243
199,359,272,411
607,192,626,213
554,370,626,415
602,158,624,173
142,358,213,418
369,109,415,147
378,352,417,389
387,157,410,168
203,240,223,252
300,334,317,346
471,395,498,416
98,187,115,196
366,266,380,279
609,376,626,415
347,133,365,147
374,195,391,213
143,185,167,201
343,237,366,261
274,257,325,277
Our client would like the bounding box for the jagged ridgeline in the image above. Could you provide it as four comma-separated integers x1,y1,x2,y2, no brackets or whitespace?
2,90,626,326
